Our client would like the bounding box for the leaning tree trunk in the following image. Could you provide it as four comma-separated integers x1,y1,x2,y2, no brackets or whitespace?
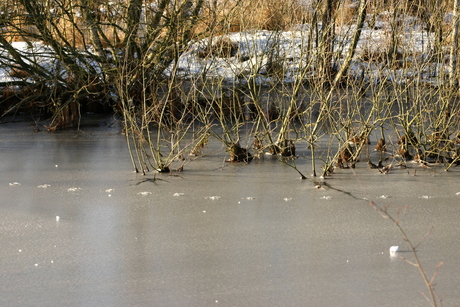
332,0,368,86
319,0,336,87
307,0,368,176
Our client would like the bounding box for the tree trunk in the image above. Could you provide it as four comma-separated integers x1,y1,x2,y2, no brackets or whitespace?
319,0,336,87
450,0,460,88
333,0,368,86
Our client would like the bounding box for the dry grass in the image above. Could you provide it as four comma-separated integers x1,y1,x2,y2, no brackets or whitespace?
195,0,309,35
9,66,30,79
2,15,40,42
2,0,455,45
335,0,360,25
236,0,309,31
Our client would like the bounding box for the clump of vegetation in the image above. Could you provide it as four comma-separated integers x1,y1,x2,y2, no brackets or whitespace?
227,142,252,162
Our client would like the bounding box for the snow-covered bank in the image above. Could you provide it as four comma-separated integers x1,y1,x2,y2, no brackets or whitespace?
0,12,452,88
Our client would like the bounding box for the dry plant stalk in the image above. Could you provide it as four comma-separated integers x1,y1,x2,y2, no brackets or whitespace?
369,201,443,307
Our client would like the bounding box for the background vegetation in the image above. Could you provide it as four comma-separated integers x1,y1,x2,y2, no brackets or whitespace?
1,0,460,179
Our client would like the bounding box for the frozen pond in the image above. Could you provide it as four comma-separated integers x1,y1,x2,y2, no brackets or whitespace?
1,116,460,306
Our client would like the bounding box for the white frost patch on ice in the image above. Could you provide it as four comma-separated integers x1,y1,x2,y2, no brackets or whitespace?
138,191,152,196
320,196,332,200
67,187,81,192
173,192,184,197
389,246,399,258
38,184,51,188
314,184,328,190
206,196,221,200
9,182,21,186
